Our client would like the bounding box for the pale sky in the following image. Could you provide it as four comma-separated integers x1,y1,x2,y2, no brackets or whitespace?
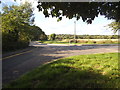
1,0,117,35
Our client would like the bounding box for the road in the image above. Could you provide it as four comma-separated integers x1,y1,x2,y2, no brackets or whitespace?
2,41,119,85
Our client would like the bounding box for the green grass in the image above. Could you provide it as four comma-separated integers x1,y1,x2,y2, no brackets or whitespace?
4,53,119,88
40,40,69,44
40,40,119,45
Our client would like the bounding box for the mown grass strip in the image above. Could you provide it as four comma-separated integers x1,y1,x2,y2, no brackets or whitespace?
40,40,119,45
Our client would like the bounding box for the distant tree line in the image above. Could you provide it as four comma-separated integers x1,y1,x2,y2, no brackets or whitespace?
1,2,47,52
53,34,119,40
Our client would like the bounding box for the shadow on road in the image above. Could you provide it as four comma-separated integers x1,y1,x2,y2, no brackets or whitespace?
44,44,118,51
2,44,118,85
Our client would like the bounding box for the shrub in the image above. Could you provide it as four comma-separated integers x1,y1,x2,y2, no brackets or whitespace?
69,39,77,43
87,40,97,44
49,33,56,40
2,41,29,52
92,41,97,44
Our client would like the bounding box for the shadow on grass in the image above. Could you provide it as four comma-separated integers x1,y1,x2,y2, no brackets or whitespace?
2,45,119,88
4,61,119,88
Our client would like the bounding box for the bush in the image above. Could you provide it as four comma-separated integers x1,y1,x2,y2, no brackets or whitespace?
85,40,96,44
2,41,29,52
49,33,56,40
92,41,97,44
69,39,77,43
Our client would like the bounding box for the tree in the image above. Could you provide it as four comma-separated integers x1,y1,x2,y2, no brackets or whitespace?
12,1,120,33
49,33,56,40
2,2,34,40
1,2,34,51
39,31,48,40
30,25,47,41
108,21,120,33
37,2,120,24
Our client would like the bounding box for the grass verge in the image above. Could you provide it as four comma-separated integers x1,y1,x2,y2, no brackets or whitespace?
40,40,119,44
4,53,119,88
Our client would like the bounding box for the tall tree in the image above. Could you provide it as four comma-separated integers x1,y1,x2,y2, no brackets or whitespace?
1,2,34,51
2,2,34,40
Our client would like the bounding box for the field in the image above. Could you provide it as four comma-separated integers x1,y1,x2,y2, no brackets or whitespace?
4,53,119,88
40,39,119,44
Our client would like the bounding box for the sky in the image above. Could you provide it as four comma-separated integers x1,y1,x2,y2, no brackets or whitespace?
1,0,117,35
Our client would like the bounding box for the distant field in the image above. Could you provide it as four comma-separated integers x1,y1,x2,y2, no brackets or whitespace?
54,34,119,39
4,53,119,88
40,39,119,44
62,39,119,41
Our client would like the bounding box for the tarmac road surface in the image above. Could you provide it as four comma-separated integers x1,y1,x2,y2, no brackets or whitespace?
2,41,119,85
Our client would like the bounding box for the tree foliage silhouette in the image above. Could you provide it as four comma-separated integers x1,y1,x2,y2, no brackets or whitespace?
37,2,120,24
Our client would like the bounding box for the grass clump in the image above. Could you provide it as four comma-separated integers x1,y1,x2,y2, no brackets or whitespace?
4,53,119,88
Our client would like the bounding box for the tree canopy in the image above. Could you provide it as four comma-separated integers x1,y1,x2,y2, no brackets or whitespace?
30,25,47,41
1,2,47,51
2,2,34,41
37,2,120,24
108,21,120,33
